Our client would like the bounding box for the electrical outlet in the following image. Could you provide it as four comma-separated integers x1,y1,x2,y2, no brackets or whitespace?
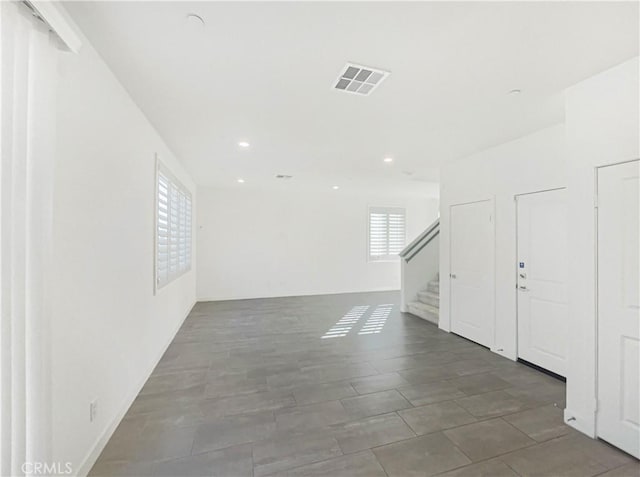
89,400,98,422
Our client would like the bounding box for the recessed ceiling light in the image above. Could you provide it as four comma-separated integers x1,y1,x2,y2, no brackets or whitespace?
383,157,393,163
238,141,250,148
509,89,522,95
186,13,205,27
332,185,340,190
237,178,245,183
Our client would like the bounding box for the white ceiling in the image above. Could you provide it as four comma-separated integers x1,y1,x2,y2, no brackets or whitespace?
64,1,638,195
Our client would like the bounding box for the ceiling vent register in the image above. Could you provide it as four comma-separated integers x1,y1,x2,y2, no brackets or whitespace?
333,63,390,96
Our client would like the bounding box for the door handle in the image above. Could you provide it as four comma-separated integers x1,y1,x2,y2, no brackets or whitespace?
519,285,529,291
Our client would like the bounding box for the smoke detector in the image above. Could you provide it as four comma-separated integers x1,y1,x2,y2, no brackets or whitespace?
333,63,390,96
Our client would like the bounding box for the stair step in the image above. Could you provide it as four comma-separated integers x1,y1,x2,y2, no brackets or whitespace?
418,290,439,308
427,280,439,293
406,301,439,325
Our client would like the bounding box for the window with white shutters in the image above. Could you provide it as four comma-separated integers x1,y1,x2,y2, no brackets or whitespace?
368,206,406,261
156,162,192,290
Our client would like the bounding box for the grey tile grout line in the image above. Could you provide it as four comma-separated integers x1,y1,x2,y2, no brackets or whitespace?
393,409,419,437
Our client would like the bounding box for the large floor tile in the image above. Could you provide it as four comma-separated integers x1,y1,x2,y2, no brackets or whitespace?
127,385,206,417
203,372,269,399
499,433,626,477
445,373,512,396
292,381,357,406
152,444,253,477
275,400,349,431
505,380,566,407
373,433,471,477
372,355,437,374
595,461,640,476
502,403,572,442
455,390,535,418
443,359,497,377
444,418,535,461
398,381,467,407
199,389,296,418
399,365,458,385
192,410,277,454
341,389,412,419
120,424,197,463
331,412,415,454
252,429,342,477
435,458,519,477
140,370,208,396
350,372,410,394
398,401,477,435
266,450,387,477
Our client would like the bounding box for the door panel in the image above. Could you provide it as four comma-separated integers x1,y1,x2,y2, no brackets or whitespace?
597,160,640,458
450,200,494,348
516,189,568,376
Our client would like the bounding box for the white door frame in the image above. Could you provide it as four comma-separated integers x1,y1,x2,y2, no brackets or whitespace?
514,187,567,374
594,158,640,443
449,197,496,348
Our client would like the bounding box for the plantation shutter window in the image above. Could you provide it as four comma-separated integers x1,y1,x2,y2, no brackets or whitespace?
368,207,406,261
156,161,192,289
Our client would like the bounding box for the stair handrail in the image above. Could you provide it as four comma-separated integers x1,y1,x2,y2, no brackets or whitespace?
399,218,439,263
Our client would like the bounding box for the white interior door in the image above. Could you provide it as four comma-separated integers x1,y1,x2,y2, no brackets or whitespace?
596,160,640,459
516,189,568,377
450,199,494,348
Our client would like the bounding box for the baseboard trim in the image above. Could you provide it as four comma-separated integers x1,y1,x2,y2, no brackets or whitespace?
564,407,596,438
76,300,196,477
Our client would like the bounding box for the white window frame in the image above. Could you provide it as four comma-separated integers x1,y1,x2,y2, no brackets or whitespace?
155,158,192,292
368,206,406,262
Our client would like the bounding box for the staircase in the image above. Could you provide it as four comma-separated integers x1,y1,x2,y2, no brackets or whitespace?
406,274,439,325
400,218,440,325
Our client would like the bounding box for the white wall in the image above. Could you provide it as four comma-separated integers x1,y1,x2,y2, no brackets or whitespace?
52,30,196,475
439,124,567,359
563,57,639,436
197,186,438,301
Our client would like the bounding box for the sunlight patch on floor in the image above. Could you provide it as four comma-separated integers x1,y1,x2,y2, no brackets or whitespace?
358,304,392,335
321,305,369,339
321,304,393,339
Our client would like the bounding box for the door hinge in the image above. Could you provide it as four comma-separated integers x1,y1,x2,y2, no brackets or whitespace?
594,194,599,208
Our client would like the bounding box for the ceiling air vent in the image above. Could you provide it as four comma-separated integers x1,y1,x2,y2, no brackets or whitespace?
333,63,390,96
275,174,293,180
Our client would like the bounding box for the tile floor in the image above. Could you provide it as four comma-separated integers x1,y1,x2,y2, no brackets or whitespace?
90,291,639,476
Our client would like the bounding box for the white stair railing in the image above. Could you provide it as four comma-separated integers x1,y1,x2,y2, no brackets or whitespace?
400,219,440,313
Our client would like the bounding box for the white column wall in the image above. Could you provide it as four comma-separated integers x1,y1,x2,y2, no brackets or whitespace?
563,57,639,436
